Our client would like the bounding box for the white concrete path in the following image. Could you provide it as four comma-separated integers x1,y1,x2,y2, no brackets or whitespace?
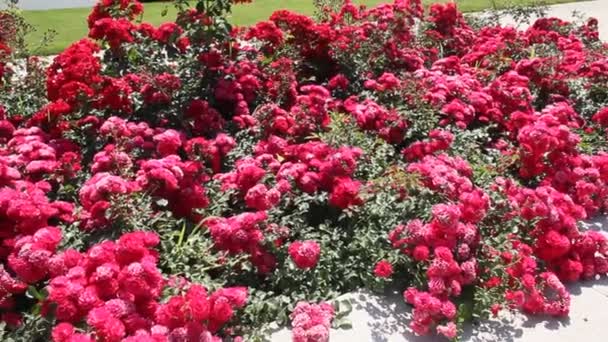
496,0,608,40
1,0,96,10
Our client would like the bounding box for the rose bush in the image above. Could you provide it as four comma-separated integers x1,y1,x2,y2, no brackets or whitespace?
1,0,608,340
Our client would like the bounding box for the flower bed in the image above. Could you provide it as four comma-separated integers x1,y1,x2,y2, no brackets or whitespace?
1,0,608,341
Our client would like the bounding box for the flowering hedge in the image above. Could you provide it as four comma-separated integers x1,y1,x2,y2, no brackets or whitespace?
1,0,608,340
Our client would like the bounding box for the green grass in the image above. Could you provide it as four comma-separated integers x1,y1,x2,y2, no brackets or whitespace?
21,0,579,55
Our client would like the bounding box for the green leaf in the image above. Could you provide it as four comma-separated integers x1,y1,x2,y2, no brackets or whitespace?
339,320,353,330
332,316,353,330
336,299,353,318
26,286,45,301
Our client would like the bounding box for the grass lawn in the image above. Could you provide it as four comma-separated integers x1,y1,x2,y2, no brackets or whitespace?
21,0,580,55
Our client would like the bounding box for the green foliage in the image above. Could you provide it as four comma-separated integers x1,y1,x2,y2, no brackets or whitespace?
315,112,398,180
157,219,236,286
59,192,176,251
173,0,234,44
0,3,55,118
312,0,345,21
0,54,49,118
569,78,608,120
0,2,57,58
402,106,441,143
449,125,520,184
578,127,608,155
0,313,54,342
225,129,261,169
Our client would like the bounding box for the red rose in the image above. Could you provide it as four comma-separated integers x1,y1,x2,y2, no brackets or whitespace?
412,245,430,261
288,240,321,270
329,177,363,209
373,260,394,278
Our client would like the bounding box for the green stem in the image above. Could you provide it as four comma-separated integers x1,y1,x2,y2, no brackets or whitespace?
177,222,187,247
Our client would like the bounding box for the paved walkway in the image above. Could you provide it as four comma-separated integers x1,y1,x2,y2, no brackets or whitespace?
497,0,608,40
271,217,608,341
1,0,96,10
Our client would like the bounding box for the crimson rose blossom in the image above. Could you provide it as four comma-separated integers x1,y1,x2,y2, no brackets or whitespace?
288,240,321,269
374,260,394,278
